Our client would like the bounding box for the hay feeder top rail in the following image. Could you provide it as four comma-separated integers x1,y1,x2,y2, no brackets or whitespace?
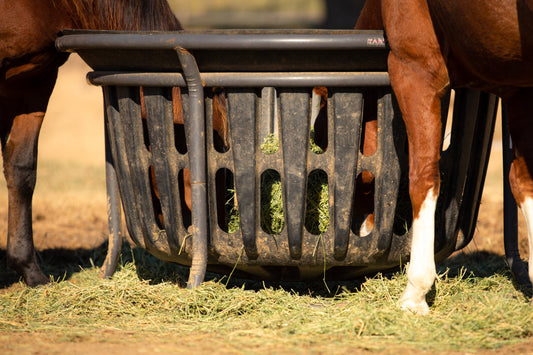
56,30,498,287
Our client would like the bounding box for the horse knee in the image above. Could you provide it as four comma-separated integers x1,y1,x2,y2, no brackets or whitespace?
4,160,38,199
3,114,43,197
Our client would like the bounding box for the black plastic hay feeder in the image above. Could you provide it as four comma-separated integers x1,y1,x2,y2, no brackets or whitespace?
56,30,498,287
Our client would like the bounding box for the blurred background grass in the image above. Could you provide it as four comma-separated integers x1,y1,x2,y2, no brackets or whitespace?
168,0,365,29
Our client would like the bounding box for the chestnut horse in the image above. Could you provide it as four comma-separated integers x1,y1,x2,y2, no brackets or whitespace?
357,0,533,314
0,0,183,286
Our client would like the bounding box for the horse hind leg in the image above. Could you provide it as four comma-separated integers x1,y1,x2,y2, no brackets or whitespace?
505,89,533,287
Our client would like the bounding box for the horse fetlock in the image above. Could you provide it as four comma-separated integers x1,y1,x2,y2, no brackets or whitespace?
7,252,48,287
407,266,436,294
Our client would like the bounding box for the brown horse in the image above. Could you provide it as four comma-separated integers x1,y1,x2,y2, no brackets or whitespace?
357,0,533,314
0,0,183,286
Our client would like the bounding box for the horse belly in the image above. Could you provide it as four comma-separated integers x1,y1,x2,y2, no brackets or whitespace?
429,0,533,89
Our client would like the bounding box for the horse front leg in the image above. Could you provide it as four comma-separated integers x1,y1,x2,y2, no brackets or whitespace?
391,59,444,314
3,109,46,286
382,0,450,314
1,76,56,286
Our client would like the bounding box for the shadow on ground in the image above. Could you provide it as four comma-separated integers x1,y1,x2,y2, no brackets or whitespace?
0,244,109,289
2,242,528,299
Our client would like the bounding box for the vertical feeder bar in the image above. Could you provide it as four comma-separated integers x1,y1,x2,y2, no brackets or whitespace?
279,90,310,260
332,91,363,260
227,90,259,260
100,86,123,278
454,93,498,250
176,48,208,288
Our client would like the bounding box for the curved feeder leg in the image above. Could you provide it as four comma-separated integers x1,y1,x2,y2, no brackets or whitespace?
502,105,530,287
100,116,123,279
177,48,208,289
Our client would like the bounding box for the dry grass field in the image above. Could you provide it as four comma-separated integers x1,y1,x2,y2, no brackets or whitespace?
168,0,324,28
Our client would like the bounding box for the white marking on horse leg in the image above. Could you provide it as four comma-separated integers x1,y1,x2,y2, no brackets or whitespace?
518,197,533,284
400,188,438,315
359,214,373,236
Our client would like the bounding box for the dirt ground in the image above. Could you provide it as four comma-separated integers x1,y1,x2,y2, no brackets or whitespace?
0,55,532,354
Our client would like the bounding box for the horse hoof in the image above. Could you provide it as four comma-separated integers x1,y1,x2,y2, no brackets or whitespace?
25,271,49,287
399,297,430,315
511,263,532,288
